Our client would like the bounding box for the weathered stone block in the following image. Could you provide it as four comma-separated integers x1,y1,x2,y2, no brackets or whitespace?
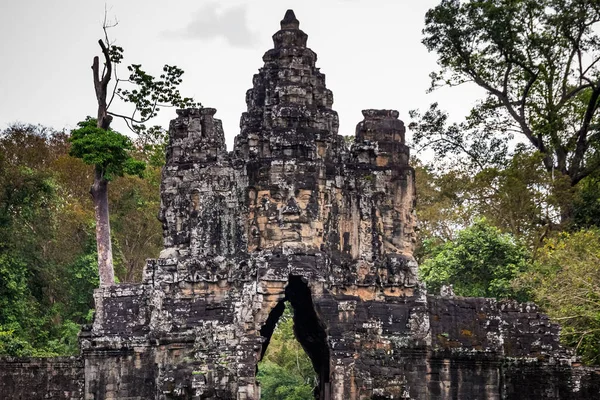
2,8,599,400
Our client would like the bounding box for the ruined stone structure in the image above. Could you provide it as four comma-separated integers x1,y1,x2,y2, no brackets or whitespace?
1,9,599,400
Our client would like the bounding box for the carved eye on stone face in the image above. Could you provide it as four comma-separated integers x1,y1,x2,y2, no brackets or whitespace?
293,189,313,209
298,191,312,203
270,192,283,202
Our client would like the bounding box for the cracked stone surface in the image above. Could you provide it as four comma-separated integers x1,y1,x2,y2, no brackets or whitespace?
1,9,599,400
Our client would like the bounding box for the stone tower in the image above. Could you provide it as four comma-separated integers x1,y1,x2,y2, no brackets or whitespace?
75,10,599,400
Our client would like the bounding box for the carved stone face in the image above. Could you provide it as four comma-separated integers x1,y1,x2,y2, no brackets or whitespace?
247,187,324,251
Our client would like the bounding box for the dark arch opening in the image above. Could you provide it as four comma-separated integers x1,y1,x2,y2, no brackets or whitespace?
258,275,331,399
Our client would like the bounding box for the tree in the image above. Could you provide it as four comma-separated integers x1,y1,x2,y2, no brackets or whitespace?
419,219,531,300
414,147,565,257
257,303,315,400
0,124,98,356
417,0,600,221
522,228,600,364
74,18,199,286
572,173,600,229
413,160,474,249
109,166,163,282
69,118,145,285
0,122,168,355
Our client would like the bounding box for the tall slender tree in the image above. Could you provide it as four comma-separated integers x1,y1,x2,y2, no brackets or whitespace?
72,17,199,286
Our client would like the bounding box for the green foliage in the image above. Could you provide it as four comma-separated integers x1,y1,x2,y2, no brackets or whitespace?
522,229,600,364
572,175,600,229
117,64,200,122
133,125,170,168
257,361,314,400
0,247,84,357
110,168,163,282
64,250,100,320
0,122,162,356
0,166,56,243
257,303,315,400
0,126,94,356
419,219,531,301
0,254,33,317
414,148,563,251
418,0,600,217
43,319,81,356
104,40,200,135
69,118,145,181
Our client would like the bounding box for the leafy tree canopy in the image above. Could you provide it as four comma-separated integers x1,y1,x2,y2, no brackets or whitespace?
414,147,566,253
0,123,163,356
521,228,600,364
419,219,531,301
416,0,600,202
572,174,600,229
0,126,94,356
69,118,145,181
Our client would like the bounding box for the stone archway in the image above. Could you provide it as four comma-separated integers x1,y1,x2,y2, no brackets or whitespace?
258,275,331,400
74,9,600,400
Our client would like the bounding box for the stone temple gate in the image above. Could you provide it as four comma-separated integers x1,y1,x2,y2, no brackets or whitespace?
2,9,599,400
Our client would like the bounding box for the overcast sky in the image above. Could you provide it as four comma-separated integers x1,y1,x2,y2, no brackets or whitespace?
0,0,484,149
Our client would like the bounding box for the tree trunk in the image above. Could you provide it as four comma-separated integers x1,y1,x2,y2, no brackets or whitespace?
90,39,116,286
91,168,115,286
560,202,575,226
557,169,576,226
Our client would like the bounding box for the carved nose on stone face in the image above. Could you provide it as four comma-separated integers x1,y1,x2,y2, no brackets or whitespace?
282,197,301,215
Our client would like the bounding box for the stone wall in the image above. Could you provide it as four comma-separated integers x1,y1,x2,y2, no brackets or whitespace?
80,281,600,399
78,10,600,399
0,357,83,399
2,9,600,400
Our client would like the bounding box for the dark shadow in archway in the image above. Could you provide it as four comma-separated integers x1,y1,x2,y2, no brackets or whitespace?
259,300,286,361
258,275,331,399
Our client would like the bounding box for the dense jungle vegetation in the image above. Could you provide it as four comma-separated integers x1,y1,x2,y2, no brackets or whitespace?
1,1,599,399
1,118,598,392
0,123,164,356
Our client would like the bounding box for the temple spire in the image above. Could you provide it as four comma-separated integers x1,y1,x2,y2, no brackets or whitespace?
281,9,300,29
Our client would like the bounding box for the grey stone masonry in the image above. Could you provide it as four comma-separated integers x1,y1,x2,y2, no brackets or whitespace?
1,9,599,400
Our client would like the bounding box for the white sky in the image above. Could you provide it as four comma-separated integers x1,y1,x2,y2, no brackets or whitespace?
0,0,484,150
